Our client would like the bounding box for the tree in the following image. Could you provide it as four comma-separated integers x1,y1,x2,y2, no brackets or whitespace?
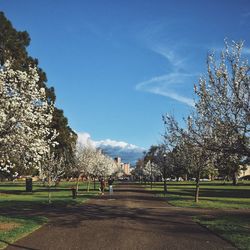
170,145,190,181
132,158,144,182
51,109,77,171
145,144,171,194
74,146,118,192
163,113,214,202
74,145,96,192
0,12,77,172
194,40,250,184
0,60,57,176
41,152,66,203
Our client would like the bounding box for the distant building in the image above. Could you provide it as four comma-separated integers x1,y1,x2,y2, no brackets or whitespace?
114,157,131,176
122,163,131,175
114,157,122,166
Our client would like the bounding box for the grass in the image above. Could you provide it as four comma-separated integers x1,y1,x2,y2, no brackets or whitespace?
144,181,250,209
194,215,250,250
0,215,48,249
0,180,101,248
0,180,100,209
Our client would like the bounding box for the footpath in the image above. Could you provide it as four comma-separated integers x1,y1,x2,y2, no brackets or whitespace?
2,183,240,250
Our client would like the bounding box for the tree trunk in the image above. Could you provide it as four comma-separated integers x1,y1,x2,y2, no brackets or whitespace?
195,174,200,203
94,177,96,190
87,177,90,192
48,176,52,204
76,174,81,192
184,174,188,181
164,177,167,195
163,166,167,196
232,172,238,186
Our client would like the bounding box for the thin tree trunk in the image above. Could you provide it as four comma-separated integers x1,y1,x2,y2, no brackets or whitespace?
195,173,200,203
87,178,90,192
232,172,238,186
48,175,52,204
76,174,81,192
164,177,167,196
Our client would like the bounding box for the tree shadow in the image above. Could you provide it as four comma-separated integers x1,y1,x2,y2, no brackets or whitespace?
0,239,39,250
167,188,250,199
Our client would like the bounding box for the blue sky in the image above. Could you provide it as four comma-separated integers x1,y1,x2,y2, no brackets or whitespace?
1,0,250,162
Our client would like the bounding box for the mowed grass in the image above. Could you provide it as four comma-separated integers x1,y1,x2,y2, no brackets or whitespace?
0,215,48,249
0,180,100,209
0,181,100,248
144,181,250,209
144,181,250,250
194,215,250,250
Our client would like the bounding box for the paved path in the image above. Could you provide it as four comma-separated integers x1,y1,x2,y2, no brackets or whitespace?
4,183,237,250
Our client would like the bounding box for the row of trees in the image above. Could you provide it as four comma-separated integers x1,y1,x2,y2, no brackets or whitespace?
74,145,119,191
134,40,249,202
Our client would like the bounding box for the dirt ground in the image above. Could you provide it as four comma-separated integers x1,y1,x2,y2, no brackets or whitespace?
2,183,245,250
0,223,20,232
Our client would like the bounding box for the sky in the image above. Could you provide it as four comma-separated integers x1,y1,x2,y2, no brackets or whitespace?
1,0,250,163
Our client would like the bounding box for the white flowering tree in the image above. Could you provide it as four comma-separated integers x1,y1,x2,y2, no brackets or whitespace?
74,145,118,192
40,152,66,203
74,145,97,191
0,60,57,178
161,40,249,202
194,40,250,184
163,112,215,202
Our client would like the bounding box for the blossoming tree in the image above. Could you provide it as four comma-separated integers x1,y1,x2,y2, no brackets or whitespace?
74,145,118,192
0,60,57,177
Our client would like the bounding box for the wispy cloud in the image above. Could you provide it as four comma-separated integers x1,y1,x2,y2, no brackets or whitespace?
136,73,195,107
152,44,186,67
135,22,196,107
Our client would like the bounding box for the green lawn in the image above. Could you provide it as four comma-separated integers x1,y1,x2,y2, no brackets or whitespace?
0,180,100,249
194,215,250,250
144,181,250,250
0,215,47,249
144,181,250,209
0,180,100,209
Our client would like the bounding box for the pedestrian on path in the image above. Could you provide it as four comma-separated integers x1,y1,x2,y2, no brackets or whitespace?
99,177,106,195
108,176,114,195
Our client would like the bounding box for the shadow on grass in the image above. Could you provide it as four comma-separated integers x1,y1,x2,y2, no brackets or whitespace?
166,188,250,199
0,187,99,195
0,192,98,211
0,239,39,250
146,181,250,187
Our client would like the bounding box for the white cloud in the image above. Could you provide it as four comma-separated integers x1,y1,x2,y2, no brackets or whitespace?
77,132,145,164
94,139,140,150
77,132,95,148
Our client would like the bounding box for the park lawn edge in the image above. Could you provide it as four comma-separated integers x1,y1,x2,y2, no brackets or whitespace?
0,186,100,249
0,215,48,249
143,182,250,210
193,215,250,250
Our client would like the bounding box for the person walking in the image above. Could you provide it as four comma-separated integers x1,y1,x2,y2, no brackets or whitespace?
108,176,114,195
99,177,106,195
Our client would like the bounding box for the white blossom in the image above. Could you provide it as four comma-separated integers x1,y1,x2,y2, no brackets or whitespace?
0,60,58,176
